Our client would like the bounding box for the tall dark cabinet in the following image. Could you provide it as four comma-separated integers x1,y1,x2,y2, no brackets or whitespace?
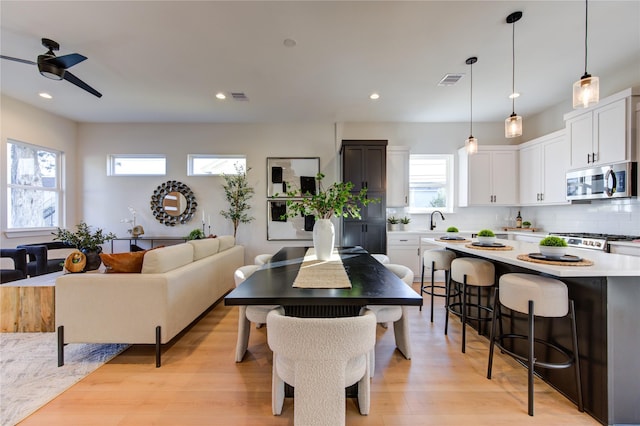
340,140,387,254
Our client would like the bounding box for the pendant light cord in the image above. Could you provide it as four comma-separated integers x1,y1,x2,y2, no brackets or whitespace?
511,16,516,115
584,0,589,75
469,61,473,136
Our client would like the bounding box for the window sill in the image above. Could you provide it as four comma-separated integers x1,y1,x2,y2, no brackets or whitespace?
3,228,57,239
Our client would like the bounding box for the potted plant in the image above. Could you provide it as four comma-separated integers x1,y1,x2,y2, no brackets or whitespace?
186,228,205,240
220,165,255,238
476,229,496,245
387,216,400,231
282,173,379,260
52,221,116,271
538,236,568,257
400,216,411,230
522,221,532,229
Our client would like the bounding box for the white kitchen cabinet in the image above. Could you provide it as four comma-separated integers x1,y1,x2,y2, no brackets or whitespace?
519,130,569,205
608,243,640,257
564,88,639,168
387,146,410,207
458,146,518,206
387,232,421,279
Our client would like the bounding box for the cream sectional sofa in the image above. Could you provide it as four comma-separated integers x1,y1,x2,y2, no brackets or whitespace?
55,236,244,367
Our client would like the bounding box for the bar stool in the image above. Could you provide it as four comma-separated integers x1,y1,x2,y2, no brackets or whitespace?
445,257,495,353
487,273,583,416
420,249,456,321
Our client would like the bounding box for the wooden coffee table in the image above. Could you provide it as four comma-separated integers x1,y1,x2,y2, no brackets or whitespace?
0,271,62,332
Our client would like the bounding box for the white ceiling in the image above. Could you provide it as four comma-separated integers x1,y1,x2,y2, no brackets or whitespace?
1,1,639,124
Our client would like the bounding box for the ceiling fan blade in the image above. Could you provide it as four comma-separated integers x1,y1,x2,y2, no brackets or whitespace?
63,71,102,98
0,55,37,66
48,53,87,69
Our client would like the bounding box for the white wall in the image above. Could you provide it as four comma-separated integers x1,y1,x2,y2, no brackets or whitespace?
76,122,338,261
0,95,79,248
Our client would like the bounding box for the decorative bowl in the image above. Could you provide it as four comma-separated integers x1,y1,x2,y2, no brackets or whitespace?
539,246,567,258
477,236,496,245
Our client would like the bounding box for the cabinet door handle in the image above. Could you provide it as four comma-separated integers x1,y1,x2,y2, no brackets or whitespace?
540,193,544,201
587,153,591,163
405,195,408,204
593,152,597,163
399,239,408,242
536,193,540,201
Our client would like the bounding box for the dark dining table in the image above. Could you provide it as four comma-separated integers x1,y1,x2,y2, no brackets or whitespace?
224,246,422,317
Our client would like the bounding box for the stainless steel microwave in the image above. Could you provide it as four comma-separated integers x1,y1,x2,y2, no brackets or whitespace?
566,162,636,201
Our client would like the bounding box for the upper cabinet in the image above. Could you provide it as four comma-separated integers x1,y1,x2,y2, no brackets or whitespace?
387,146,410,207
342,141,386,193
564,88,639,169
458,145,518,207
519,130,569,205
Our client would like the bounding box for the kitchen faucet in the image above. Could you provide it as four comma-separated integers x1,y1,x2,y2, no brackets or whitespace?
430,210,445,230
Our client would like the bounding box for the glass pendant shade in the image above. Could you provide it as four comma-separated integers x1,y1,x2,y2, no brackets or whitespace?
573,74,599,109
505,113,523,138
465,136,478,154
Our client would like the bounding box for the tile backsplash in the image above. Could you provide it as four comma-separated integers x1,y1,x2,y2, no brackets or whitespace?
388,198,640,236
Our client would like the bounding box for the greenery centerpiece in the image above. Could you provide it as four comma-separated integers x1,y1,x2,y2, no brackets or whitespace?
52,221,116,271
220,165,255,238
280,173,379,259
538,235,568,257
446,226,459,233
522,221,532,228
476,229,496,245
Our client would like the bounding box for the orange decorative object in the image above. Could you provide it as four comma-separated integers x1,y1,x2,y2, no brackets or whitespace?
64,250,86,273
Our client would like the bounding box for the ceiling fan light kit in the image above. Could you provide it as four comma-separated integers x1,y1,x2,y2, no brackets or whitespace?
0,37,102,98
573,0,599,109
465,56,478,155
505,11,523,138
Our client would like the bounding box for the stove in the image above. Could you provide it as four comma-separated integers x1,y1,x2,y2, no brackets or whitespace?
548,233,640,252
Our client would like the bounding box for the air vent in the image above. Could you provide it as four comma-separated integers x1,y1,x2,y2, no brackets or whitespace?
231,92,249,101
438,73,464,86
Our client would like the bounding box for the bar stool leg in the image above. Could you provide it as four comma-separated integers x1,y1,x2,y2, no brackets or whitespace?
527,300,535,416
569,300,584,412
461,275,468,354
487,287,500,379
444,276,451,335
430,261,436,322
420,262,425,311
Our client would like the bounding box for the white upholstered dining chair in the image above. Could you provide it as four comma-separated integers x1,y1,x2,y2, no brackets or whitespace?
267,307,376,425
254,253,273,266
366,263,414,375
234,264,278,362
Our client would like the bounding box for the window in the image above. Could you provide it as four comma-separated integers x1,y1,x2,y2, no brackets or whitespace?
187,155,246,176
408,154,454,213
6,140,62,229
107,155,166,176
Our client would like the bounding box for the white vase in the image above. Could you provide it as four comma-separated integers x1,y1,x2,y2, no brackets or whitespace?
313,219,335,261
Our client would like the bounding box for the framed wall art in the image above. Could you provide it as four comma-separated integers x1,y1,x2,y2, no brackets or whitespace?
266,157,320,197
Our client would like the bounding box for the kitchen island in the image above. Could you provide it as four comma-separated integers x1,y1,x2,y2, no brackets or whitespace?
425,237,639,426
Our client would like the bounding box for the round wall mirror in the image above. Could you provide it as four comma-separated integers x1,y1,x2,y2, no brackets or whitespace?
150,181,197,226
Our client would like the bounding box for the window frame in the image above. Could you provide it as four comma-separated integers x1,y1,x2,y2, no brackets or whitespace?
107,154,167,176
6,139,63,230
187,154,247,176
407,154,455,214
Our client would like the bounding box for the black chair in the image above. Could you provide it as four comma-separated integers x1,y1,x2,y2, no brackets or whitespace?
1,248,28,283
17,242,75,276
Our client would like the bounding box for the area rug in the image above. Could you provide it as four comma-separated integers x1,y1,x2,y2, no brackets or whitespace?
0,333,128,426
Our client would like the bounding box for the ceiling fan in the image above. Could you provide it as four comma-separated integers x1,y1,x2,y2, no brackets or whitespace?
0,37,102,98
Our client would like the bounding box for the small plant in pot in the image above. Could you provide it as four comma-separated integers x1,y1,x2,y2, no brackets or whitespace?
522,221,532,229
400,216,411,230
53,221,116,271
476,229,496,245
387,216,400,231
538,236,568,257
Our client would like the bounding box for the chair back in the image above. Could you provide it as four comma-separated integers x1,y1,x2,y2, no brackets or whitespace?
254,254,273,265
234,264,261,287
385,263,414,286
267,307,376,361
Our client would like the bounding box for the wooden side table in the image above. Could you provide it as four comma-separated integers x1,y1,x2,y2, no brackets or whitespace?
0,271,62,332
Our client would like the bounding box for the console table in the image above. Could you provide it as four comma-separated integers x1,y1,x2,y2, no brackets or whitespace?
0,271,62,332
110,236,187,253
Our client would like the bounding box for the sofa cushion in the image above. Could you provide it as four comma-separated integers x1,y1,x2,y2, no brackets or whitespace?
100,251,147,273
141,243,194,274
187,238,220,261
217,236,235,252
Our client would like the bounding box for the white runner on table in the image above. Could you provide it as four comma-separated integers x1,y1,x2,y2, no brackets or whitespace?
292,248,352,289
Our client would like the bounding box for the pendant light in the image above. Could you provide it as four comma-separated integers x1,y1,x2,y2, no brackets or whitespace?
465,56,478,155
505,11,523,138
573,0,599,109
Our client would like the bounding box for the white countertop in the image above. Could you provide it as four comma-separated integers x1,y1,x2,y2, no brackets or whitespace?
423,237,640,278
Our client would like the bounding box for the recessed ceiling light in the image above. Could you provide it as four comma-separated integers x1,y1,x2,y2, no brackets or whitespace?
370,93,380,100
215,92,226,100
283,38,297,47
39,92,52,99
509,92,520,99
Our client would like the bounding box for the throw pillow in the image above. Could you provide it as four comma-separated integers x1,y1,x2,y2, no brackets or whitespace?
100,251,147,273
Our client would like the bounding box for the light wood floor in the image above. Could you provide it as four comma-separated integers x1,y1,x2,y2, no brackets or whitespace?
21,283,598,425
